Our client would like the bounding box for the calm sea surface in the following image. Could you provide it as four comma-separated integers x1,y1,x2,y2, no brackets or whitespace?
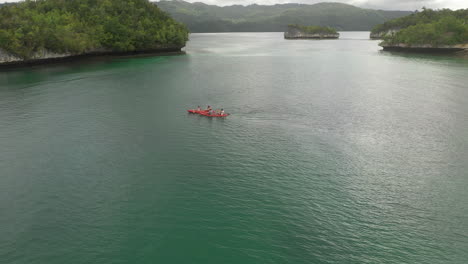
1,32,468,263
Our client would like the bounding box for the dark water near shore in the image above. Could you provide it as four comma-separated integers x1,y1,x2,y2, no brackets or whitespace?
1,32,468,264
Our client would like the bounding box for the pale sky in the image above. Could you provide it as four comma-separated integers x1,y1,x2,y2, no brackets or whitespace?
1,0,467,11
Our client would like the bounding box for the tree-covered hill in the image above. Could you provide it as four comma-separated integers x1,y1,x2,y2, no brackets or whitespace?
156,1,412,32
374,8,468,46
0,0,188,59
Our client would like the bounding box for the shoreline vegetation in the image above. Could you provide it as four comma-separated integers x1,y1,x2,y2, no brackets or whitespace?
370,8,468,53
284,24,339,39
1,0,467,66
0,0,188,66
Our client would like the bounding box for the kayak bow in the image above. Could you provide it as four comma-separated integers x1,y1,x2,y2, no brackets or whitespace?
187,109,209,114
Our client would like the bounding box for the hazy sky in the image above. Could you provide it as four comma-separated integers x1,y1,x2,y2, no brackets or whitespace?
0,0,467,11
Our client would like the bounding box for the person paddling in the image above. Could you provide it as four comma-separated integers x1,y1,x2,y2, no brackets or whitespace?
196,106,201,111
220,109,225,115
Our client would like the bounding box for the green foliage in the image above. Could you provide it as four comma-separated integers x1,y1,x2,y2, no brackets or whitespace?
288,24,337,34
377,8,468,46
156,1,412,32
371,8,468,34
0,0,188,59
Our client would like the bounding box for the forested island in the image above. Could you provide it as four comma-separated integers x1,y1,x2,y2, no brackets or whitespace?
156,1,411,32
284,25,339,39
371,8,468,52
0,0,189,65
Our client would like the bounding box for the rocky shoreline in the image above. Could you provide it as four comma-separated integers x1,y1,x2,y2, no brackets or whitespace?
0,45,184,67
380,43,468,53
285,33,339,39
370,29,399,40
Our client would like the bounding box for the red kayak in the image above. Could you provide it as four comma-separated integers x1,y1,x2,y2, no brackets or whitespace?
199,111,229,117
187,109,229,117
187,109,209,114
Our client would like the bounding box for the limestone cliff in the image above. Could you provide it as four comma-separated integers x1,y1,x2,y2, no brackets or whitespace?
284,25,339,39
0,48,71,64
370,29,399,39
379,43,468,52
0,45,184,66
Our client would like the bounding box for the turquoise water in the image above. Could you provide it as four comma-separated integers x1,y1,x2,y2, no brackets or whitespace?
1,32,468,263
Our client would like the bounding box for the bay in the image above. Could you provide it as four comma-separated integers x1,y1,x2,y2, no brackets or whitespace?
1,32,468,264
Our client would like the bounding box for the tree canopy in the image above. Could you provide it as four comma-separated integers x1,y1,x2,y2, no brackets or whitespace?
0,0,189,59
374,8,468,46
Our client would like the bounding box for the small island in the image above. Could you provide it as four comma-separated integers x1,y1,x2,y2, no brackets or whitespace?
0,0,189,66
371,8,468,53
284,25,339,39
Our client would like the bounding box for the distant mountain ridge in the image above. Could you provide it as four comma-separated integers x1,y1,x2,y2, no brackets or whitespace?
156,1,412,32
